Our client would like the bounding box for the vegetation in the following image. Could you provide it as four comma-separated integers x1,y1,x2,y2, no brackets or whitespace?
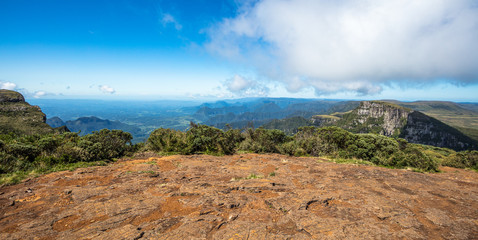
262,116,312,135
4,90,477,186
0,129,135,185
147,123,478,172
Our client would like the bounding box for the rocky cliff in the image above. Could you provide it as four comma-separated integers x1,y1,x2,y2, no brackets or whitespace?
0,90,54,135
401,111,476,151
335,101,476,151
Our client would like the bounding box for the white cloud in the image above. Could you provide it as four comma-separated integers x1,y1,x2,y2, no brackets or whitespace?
226,74,253,92
223,74,269,97
0,81,17,90
99,85,116,94
33,91,46,98
207,0,478,96
161,13,182,30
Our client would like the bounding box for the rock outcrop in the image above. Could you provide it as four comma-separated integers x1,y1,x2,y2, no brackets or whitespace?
353,101,410,136
0,90,25,103
401,111,476,151
336,101,477,151
0,90,54,135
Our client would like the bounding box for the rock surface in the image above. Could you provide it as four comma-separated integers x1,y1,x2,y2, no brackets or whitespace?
354,101,410,136
1,153,478,239
0,90,25,103
0,90,53,135
337,101,477,151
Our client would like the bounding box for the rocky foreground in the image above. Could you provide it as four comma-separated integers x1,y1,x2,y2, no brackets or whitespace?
1,154,478,239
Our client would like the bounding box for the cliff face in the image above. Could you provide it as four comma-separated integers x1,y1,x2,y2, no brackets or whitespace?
401,111,476,151
0,90,53,135
338,101,476,151
353,101,410,136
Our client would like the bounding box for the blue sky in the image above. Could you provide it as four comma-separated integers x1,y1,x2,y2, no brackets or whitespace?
1,0,478,101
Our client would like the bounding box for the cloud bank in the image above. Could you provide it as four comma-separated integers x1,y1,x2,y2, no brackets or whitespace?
207,0,478,96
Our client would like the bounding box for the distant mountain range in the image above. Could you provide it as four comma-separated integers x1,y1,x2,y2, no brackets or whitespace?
20,92,478,150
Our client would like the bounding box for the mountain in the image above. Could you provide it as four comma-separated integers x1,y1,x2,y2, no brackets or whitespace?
65,116,141,137
46,116,66,128
264,101,477,151
383,100,478,142
0,90,55,135
195,98,359,129
325,101,477,151
261,116,313,135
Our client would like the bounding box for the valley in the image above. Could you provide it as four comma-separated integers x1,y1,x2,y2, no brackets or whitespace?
31,98,478,146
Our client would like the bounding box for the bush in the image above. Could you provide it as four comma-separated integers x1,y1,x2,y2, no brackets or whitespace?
147,128,186,153
442,150,478,170
239,128,290,153
0,129,134,175
185,124,229,155
142,125,453,172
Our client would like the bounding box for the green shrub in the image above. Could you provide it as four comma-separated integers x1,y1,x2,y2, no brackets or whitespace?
147,128,186,153
0,129,134,177
239,128,290,153
442,150,478,170
185,124,228,155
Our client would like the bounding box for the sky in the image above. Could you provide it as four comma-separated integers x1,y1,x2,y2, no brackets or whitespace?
1,0,478,101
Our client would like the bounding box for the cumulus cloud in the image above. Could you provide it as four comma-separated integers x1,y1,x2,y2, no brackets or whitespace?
224,75,269,97
161,13,182,30
207,0,478,96
0,81,17,90
33,91,47,98
99,85,116,94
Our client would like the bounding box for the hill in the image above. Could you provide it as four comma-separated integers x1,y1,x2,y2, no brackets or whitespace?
46,116,66,128
383,100,478,142
195,99,359,129
0,90,54,135
1,154,477,239
64,116,141,137
265,101,477,151
337,101,476,150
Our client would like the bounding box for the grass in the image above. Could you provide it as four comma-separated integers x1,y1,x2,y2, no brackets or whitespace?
231,173,264,181
312,115,341,120
324,157,375,166
0,161,109,186
246,173,263,179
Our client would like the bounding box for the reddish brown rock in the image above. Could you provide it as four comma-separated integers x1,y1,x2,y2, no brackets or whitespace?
1,154,478,239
